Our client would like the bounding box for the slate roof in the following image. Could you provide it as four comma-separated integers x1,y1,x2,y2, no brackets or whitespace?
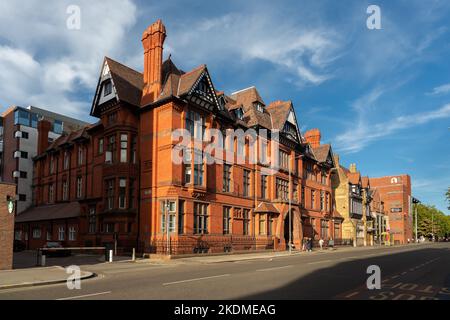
362,176,370,188
15,202,81,223
230,87,272,129
94,56,309,141
231,86,265,107
312,144,331,163
266,100,291,130
105,57,144,107
45,123,97,153
348,172,361,185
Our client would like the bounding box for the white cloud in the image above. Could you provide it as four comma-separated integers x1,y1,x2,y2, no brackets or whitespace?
166,12,343,87
334,97,450,154
429,83,450,96
0,0,137,119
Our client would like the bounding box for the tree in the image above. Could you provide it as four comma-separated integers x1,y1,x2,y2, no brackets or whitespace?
446,187,450,210
416,203,450,238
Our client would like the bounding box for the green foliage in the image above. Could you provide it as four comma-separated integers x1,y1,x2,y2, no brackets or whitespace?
415,203,450,238
446,187,450,210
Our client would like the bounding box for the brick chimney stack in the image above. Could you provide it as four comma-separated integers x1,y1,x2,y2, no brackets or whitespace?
349,163,357,173
141,19,167,106
37,120,51,155
304,128,321,148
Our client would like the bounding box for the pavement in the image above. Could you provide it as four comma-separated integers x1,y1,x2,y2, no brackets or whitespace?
0,242,448,300
13,251,131,269
0,266,94,290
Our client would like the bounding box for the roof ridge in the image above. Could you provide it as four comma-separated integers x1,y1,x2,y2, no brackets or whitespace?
105,56,143,76
181,64,206,77
231,86,256,96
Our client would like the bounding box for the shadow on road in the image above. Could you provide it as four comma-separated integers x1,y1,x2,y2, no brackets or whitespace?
239,247,450,300
13,251,130,269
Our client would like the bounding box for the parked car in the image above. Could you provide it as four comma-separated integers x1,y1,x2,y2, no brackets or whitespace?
13,240,26,252
42,242,71,257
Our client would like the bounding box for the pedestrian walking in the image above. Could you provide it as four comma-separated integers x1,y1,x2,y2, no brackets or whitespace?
319,238,324,250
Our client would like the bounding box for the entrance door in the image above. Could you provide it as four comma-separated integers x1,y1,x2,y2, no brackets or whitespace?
284,213,293,250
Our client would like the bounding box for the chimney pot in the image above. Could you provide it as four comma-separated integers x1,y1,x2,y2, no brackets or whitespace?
141,19,167,106
304,128,321,148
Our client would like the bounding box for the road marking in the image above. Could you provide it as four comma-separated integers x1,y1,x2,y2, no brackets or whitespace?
345,291,359,298
163,274,230,286
307,260,332,265
256,265,293,272
391,275,399,279
57,291,111,300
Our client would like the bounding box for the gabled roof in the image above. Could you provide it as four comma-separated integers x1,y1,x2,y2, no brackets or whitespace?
312,144,334,164
362,176,370,188
45,124,94,153
266,100,291,130
91,57,144,117
254,202,279,213
104,57,143,107
177,64,207,96
348,172,361,185
312,144,330,162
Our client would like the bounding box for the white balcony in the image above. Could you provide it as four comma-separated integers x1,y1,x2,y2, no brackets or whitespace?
13,151,21,158
14,131,22,138
12,171,20,178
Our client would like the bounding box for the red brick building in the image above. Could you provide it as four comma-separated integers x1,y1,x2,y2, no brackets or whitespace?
15,19,342,255
369,175,413,244
0,182,15,270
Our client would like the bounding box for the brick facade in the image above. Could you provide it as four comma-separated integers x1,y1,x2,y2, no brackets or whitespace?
0,183,15,270
369,175,413,244
16,19,344,255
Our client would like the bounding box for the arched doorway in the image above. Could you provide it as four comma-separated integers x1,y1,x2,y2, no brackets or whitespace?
284,213,293,250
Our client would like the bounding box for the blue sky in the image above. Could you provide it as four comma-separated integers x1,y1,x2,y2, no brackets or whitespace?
0,0,449,212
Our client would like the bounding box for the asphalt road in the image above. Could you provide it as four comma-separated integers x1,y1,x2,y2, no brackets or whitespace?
1,242,449,300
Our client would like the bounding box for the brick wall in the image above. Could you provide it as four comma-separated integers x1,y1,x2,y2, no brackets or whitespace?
0,183,15,270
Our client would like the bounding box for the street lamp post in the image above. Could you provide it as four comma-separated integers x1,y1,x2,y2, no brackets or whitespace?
412,197,420,243
289,159,292,254
288,154,303,254
165,200,170,255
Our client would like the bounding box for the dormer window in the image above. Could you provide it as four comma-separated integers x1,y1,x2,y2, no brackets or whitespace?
104,80,112,97
234,108,244,120
283,122,298,141
254,102,264,112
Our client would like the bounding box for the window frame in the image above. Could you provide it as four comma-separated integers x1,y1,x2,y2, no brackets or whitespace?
223,164,232,192
193,202,209,235
223,206,231,235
